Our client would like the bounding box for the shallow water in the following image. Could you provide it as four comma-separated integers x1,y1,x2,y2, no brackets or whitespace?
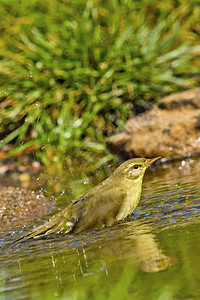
0,158,200,299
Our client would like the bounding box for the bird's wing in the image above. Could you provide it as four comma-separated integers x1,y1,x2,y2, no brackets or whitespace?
15,186,127,242
72,186,127,233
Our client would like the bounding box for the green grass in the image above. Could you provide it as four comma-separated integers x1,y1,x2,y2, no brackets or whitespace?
0,0,200,171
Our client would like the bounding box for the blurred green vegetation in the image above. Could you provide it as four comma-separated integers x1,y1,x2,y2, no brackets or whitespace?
0,0,200,171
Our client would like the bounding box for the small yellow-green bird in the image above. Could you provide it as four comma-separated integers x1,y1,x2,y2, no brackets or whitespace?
16,157,160,242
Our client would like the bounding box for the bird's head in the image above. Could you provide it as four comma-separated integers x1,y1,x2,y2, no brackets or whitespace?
113,157,161,180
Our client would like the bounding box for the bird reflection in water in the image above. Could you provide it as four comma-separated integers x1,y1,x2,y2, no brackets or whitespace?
48,220,173,282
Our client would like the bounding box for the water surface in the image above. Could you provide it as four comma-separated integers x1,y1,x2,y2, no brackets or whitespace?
0,158,200,299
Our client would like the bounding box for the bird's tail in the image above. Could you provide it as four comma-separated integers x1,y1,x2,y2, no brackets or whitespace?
15,209,74,242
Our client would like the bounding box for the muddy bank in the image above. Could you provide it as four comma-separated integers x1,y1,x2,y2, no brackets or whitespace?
0,186,53,229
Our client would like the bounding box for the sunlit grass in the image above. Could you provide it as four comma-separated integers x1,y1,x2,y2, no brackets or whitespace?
0,0,199,171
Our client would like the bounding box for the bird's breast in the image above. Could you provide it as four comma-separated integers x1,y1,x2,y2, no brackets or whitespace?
116,177,143,221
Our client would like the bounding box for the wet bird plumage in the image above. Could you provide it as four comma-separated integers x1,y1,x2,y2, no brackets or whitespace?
15,157,160,242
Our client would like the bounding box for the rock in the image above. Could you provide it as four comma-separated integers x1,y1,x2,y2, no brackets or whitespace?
107,89,200,160
0,186,53,229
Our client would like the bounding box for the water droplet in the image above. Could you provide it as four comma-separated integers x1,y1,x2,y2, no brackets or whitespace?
29,70,33,78
25,118,28,122
36,102,40,107
61,189,65,195
36,61,43,69
84,180,89,185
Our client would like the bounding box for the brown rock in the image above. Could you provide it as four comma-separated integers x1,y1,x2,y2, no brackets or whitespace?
0,186,53,229
107,89,200,160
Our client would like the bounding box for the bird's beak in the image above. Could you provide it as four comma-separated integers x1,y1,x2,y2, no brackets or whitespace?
145,156,161,167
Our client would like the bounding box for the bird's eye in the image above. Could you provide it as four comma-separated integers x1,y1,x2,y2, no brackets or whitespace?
133,164,139,169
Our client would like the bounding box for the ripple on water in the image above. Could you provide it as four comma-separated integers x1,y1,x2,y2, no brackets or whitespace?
136,175,200,229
